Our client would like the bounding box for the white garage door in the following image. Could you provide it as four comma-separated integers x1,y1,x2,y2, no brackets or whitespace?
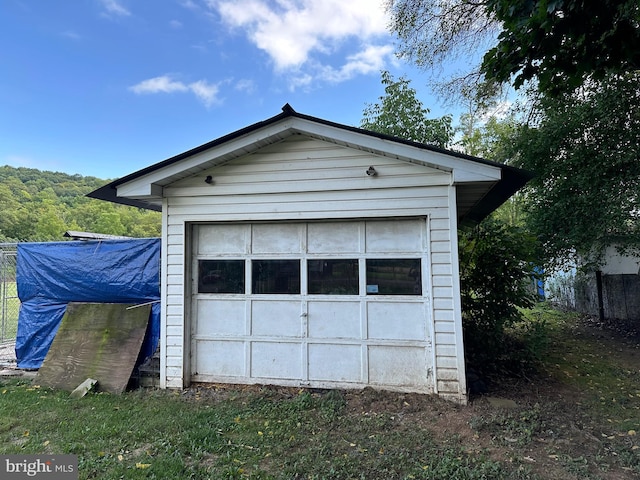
191,219,433,391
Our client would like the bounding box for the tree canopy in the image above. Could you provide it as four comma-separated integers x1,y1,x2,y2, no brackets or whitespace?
483,0,640,94
387,0,640,96
0,166,160,242
361,71,454,147
511,72,640,268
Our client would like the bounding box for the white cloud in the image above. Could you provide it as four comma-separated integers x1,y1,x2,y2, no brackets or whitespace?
180,0,201,11
189,80,221,107
129,76,189,94
288,73,314,91
100,0,131,17
191,44,208,53
480,101,513,122
318,44,395,83
286,44,395,91
211,0,391,74
129,75,221,107
234,79,256,94
169,20,183,29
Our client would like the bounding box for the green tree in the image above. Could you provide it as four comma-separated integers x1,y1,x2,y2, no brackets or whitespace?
361,71,453,148
0,165,160,241
483,0,640,94
386,0,497,99
0,183,34,241
33,203,68,241
118,206,161,238
457,113,518,160
512,72,640,269
387,0,640,96
457,112,528,227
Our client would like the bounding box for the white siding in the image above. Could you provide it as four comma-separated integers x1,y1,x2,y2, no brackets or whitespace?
160,136,466,401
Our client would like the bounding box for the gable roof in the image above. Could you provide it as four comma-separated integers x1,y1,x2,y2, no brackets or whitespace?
88,104,532,227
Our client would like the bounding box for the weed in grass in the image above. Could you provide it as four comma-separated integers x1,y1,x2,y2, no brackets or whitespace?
545,332,640,432
470,404,544,447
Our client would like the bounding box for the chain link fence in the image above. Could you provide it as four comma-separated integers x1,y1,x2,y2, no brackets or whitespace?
0,244,19,344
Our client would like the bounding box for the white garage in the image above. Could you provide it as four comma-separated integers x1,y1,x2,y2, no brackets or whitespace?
90,105,530,403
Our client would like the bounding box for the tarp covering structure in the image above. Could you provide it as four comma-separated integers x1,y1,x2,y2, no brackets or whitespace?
16,238,160,369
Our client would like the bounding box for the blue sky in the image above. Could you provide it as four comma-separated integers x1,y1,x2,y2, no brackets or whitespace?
1,0,458,180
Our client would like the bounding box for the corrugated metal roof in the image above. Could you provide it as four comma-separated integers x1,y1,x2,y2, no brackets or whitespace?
63,231,133,240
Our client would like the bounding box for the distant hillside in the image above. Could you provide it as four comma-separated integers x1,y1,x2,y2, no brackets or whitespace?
0,165,160,242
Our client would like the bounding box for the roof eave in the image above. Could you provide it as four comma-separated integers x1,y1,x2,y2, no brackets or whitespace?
457,165,534,228
87,104,533,222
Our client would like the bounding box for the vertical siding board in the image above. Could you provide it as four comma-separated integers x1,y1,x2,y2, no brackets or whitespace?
426,182,467,402
447,185,466,402
160,198,169,389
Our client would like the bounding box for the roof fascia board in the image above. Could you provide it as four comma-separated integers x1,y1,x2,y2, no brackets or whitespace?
452,167,501,183
116,182,163,199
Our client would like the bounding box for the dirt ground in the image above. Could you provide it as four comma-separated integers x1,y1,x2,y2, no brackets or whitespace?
340,318,639,480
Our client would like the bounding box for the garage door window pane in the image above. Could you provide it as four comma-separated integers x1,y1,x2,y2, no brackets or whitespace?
308,259,359,295
366,259,421,295
252,260,301,294
199,260,245,293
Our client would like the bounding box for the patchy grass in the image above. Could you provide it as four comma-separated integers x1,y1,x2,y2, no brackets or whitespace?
0,382,517,480
475,304,640,478
0,305,638,479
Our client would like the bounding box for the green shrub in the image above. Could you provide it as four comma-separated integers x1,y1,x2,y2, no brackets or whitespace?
459,218,540,375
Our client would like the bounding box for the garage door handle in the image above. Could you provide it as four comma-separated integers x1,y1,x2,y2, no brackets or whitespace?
300,313,308,318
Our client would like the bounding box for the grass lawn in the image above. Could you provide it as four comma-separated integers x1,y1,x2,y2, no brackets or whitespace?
1,305,638,479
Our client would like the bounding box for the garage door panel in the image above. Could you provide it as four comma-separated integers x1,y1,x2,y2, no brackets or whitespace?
251,342,302,379
195,340,245,377
196,299,246,336
308,301,361,339
307,222,361,253
365,220,424,252
252,224,304,253
251,300,302,337
308,344,361,382
367,302,426,341
368,346,427,386
198,224,248,254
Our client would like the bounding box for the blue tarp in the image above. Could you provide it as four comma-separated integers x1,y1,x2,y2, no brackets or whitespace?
16,238,161,369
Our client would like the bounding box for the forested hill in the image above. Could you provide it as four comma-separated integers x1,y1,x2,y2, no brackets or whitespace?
0,165,161,242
